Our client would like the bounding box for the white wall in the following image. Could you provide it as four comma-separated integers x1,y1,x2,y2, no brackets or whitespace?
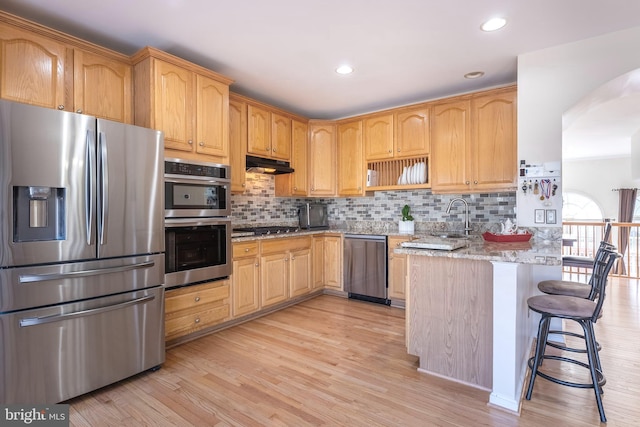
563,157,634,220
516,25,640,227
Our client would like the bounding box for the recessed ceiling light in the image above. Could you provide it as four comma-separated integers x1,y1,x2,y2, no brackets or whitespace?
464,71,485,79
481,17,507,32
336,65,353,75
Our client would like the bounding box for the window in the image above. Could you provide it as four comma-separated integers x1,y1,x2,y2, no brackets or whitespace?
562,192,603,221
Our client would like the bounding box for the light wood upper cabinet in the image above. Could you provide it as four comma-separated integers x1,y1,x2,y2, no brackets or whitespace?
364,113,394,160
395,107,430,157
290,119,309,195
276,118,309,196
271,112,292,160
150,59,194,152
196,74,229,158
132,47,232,162
73,49,133,123
471,89,517,192
338,120,365,196
430,86,517,193
309,122,337,197
0,24,68,110
229,96,247,193
247,104,271,156
430,99,471,192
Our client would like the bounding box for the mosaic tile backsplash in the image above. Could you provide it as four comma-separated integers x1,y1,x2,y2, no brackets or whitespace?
231,173,518,234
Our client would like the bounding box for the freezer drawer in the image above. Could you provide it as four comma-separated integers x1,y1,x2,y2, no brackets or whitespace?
0,286,165,404
0,254,164,313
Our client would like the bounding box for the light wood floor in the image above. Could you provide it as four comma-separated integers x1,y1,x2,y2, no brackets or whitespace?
68,277,640,426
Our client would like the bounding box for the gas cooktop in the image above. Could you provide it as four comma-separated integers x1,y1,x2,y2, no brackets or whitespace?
232,226,300,235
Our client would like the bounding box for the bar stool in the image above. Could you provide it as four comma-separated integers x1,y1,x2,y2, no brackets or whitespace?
562,223,612,270
525,249,619,423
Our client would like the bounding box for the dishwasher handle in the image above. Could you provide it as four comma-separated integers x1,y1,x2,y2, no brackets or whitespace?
344,234,387,241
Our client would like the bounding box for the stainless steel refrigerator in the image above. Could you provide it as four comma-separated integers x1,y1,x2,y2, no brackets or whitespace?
0,99,166,404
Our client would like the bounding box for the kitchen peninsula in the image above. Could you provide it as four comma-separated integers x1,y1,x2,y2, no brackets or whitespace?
396,237,561,412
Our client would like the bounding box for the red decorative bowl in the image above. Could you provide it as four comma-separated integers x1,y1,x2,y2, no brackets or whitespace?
482,232,532,242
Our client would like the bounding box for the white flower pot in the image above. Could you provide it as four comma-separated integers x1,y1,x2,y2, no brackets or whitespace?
399,220,415,235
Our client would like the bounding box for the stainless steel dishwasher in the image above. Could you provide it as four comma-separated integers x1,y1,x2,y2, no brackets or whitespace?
343,234,389,305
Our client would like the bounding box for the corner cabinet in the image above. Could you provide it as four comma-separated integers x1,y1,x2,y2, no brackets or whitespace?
260,237,312,308
431,86,517,194
132,47,232,163
337,120,365,196
309,121,337,197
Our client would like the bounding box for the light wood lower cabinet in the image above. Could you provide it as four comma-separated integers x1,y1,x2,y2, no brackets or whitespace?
388,235,411,301
232,241,260,317
260,237,312,307
164,279,231,342
312,236,325,289
323,235,343,290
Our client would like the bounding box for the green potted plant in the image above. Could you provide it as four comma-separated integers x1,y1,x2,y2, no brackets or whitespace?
399,204,415,234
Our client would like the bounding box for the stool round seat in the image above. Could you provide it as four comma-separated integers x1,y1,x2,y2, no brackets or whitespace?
537,280,591,298
527,294,596,318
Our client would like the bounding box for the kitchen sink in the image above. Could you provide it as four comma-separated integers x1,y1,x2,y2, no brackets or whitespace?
430,232,467,239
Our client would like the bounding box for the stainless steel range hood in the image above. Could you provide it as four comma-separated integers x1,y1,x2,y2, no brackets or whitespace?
246,155,294,175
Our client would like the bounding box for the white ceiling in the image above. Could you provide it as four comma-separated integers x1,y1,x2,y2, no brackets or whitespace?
3,0,640,159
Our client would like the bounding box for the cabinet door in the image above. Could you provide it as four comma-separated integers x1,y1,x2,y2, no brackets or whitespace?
196,74,229,158
387,236,410,300
364,113,394,160
152,59,194,152
324,236,342,289
261,252,289,307
289,248,311,297
430,100,471,192
309,123,337,196
0,25,67,110
312,236,325,289
247,104,271,156
338,120,365,196
290,119,309,195
271,112,291,160
471,90,517,191
232,257,260,317
229,98,247,193
73,49,133,123
395,107,429,157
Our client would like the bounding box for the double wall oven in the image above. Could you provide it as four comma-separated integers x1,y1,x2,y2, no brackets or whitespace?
164,158,232,288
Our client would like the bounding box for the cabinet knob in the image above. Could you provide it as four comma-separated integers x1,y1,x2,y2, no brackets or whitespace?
76,109,83,114
188,140,193,145
465,181,470,185
194,296,201,302
272,148,277,152
293,187,297,191
242,183,246,187
255,263,259,267
358,186,362,191
199,141,204,146
397,149,401,152
474,180,478,184
388,150,392,153
194,317,200,324
285,257,289,261
244,248,250,252
57,105,65,110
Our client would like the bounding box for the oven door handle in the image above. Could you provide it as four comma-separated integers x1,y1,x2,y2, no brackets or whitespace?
19,294,156,327
164,218,231,228
164,176,230,186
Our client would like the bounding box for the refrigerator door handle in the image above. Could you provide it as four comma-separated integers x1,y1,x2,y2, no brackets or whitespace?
19,294,156,327
98,131,109,245
18,260,156,283
86,129,95,245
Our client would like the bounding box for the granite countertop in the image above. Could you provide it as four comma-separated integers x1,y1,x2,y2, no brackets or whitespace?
394,235,562,266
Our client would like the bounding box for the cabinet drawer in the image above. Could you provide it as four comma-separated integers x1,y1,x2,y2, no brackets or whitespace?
261,236,311,254
233,241,259,259
165,280,230,314
165,304,230,340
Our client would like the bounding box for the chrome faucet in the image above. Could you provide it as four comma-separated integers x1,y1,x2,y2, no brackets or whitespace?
446,198,472,235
